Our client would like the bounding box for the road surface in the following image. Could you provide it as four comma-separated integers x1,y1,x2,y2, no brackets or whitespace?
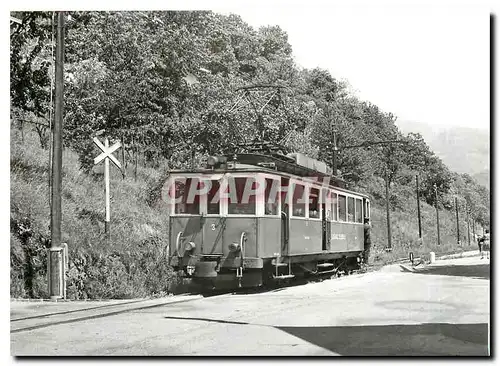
11,255,490,356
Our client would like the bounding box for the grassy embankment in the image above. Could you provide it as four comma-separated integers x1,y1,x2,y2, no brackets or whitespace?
11,127,175,299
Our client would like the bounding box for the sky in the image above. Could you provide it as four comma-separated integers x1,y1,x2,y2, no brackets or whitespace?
210,0,491,131
6,0,492,132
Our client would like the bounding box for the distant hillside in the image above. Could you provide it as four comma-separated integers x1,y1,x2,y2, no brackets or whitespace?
396,120,490,188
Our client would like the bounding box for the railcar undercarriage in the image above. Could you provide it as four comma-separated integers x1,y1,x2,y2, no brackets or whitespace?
171,251,364,291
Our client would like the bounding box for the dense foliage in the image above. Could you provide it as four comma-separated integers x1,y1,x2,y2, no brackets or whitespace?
10,11,490,298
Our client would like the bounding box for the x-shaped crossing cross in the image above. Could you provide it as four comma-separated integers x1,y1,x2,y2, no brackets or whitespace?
93,137,122,169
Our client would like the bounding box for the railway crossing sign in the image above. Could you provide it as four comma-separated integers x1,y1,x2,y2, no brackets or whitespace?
93,137,122,168
93,137,122,237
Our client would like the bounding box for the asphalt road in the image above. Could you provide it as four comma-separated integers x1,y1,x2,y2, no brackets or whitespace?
11,256,490,356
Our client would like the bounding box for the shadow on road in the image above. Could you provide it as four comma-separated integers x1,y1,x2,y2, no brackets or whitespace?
277,322,489,356
414,264,490,280
162,315,489,356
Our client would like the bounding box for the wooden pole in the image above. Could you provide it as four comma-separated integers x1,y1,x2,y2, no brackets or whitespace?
455,197,460,245
434,184,440,245
466,203,471,246
48,11,55,213
104,137,110,238
416,175,422,240
332,131,338,176
473,218,476,242
385,170,392,251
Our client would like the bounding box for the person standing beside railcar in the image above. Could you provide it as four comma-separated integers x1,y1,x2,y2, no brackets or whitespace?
363,218,372,264
480,229,490,260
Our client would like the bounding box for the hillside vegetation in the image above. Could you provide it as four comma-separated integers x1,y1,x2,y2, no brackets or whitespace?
10,11,490,299
397,120,490,189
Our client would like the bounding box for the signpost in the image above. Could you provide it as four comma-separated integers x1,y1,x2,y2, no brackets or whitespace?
93,136,122,237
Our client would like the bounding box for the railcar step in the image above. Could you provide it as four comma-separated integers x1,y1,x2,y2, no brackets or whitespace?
273,274,295,280
317,262,334,268
271,260,289,267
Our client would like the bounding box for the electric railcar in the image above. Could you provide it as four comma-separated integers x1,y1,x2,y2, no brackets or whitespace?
166,151,371,289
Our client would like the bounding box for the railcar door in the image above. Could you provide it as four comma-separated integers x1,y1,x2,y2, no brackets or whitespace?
280,178,290,256
321,203,331,251
321,189,331,251
281,209,289,255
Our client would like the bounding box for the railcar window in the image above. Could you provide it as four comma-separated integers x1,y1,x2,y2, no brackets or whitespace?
338,194,346,222
332,192,338,221
174,178,200,214
207,180,220,214
322,189,331,220
348,197,355,222
264,178,280,215
309,187,320,219
228,177,256,215
355,198,363,223
292,183,306,217
366,200,371,218
281,178,290,214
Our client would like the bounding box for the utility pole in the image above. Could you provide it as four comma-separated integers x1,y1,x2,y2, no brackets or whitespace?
48,11,65,300
434,184,440,246
466,202,471,246
385,170,392,251
473,218,476,243
48,12,55,212
330,138,407,251
416,175,422,242
455,196,461,245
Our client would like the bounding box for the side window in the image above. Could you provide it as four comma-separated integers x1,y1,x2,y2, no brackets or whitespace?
348,197,355,222
264,178,280,215
332,192,338,221
309,187,320,219
207,180,220,214
228,177,256,215
338,194,346,222
292,183,306,217
355,198,363,223
281,177,290,214
174,178,200,214
366,200,371,218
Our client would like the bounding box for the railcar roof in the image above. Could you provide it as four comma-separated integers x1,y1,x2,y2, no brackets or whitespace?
168,167,370,199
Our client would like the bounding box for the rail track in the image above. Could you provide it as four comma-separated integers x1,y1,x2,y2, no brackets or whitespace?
10,295,204,334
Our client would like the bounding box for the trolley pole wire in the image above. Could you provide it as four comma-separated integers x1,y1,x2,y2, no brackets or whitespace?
332,138,408,251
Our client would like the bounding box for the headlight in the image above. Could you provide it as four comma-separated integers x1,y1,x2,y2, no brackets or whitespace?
185,242,196,251
228,242,241,252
